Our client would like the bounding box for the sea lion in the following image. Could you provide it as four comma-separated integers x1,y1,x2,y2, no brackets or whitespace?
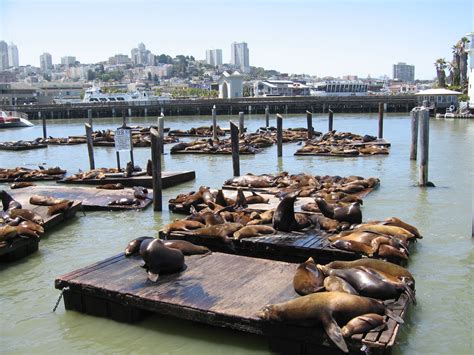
18,220,44,234
163,239,210,255
179,223,243,243
316,198,362,224
352,224,415,240
319,259,414,288
326,268,405,301
161,220,205,235
315,215,341,232
125,236,153,256
108,197,140,206
293,257,325,295
0,225,18,243
10,182,35,189
96,183,124,190
341,314,386,337
245,190,269,205
323,276,359,295
215,189,235,207
257,291,403,353
235,188,247,208
247,209,274,225
182,186,209,208
331,239,374,256
13,225,39,239
133,186,149,200
379,217,422,238
377,244,408,261
30,195,68,206
9,209,44,225
233,225,275,240
48,200,74,216
272,194,303,232
139,238,185,282
1,191,22,211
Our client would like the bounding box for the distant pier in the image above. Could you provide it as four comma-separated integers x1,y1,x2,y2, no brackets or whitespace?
5,95,416,120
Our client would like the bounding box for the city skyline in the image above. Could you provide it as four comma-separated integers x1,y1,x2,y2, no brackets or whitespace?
0,0,472,79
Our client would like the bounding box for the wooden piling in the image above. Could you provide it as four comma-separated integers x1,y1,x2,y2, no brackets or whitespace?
85,123,95,170
277,113,283,157
410,108,418,160
128,108,132,118
158,114,165,154
40,112,47,139
265,106,270,127
378,102,384,139
306,111,313,139
230,122,240,176
150,128,162,211
238,112,244,135
212,105,217,140
418,108,430,186
328,110,334,131
87,109,93,130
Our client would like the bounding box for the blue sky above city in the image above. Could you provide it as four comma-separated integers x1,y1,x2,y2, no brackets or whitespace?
1,0,472,79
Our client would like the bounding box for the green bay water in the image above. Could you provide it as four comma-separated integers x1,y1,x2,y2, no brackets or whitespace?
0,113,472,354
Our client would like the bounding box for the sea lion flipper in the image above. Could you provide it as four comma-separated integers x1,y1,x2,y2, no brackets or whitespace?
147,271,159,282
385,309,404,324
403,283,417,306
323,316,349,353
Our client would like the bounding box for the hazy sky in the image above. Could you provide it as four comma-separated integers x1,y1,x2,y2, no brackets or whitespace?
1,0,472,79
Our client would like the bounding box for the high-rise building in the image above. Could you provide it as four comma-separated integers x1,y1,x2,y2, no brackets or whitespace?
392,62,415,82
61,56,77,66
40,52,53,71
8,43,19,68
0,41,8,70
131,43,152,66
206,49,223,66
230,42,249,73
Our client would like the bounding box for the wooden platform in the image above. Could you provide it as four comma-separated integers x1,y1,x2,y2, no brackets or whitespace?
0,196,81,262
294,152,388,158
9,186,152,211
347,138,391,147
170,149,261,155
0,144,48,151
57,171,196,189
55,252,408,354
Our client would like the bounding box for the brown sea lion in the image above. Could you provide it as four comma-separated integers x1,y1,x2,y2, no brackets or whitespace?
179,223,243,243
245,190,269,205
13,225,39,239
380,217,422,238
341,314,386,337
10,182,35,189
315,215,341,232
235,188,247,208
377,244,408,261
182,186,209,208
96,183,124,190
272,194,303,232
30,195,67,206
319,259,414,288
139,239,185,282
1,190,22,211
0,225,18,242
233,225,275,240
323,276,359,295
215,189,235,207
352,224,415,239
161,220,205,235
163,239,210,255
257,291,403,353
9,209,44,225
247,210,274,225
331,239,374,255
19,220,44,234
293,257,325,295
125,236,153,256
316,198,362,224
48,200,74,216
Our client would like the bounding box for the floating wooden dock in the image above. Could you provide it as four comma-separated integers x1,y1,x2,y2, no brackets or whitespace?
57,171,196,189
9,186,152,211
55,252,408,354
170,149,261,155
0,196,81,262
0,144,48,151
294,152,389,158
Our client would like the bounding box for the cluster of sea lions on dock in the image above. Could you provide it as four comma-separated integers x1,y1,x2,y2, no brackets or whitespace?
259,257,413,353
0,138,47,150
296,130,390,156
0,166,66,182
168,125,225,137
44,136,87,145
107,186,150,207
93,129,178,147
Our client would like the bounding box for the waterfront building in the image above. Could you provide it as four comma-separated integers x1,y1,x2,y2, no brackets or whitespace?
415,88,461,111
254,80,310,97
61,56,76,66
393,62,415,82
39,53,53,72
218,71,243,98
0,82,38,105
8,43,19,68
230,42,249,73
466,32,474,108
206,49,223,66
0,41,8,70
311,80,368,96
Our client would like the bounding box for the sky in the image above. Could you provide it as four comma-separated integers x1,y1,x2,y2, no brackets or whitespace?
1,0,473,79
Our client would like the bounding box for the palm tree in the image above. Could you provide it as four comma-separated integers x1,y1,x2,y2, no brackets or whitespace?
434,58,447,87
446,61,454,85
458,37,470,85
451,45,461,86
